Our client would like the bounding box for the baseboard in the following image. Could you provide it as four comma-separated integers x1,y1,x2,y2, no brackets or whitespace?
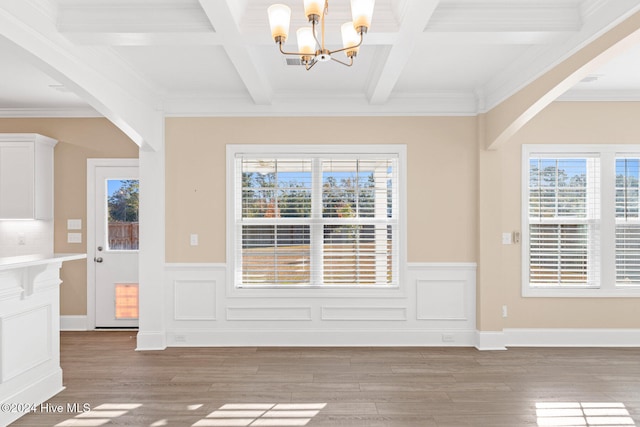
475,331,507,351
60,315,88,331
504,328,640,347
136,330,167,351
165,329,477,347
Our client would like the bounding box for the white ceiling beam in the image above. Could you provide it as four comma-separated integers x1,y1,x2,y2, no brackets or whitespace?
60,32,221,46
0,0,162,150
366,0,440,105
198,0,272,105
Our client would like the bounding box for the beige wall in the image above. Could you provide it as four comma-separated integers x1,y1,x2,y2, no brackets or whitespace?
483,102,640,329
165,117,479,264
5,105,635,329
0,118,138,315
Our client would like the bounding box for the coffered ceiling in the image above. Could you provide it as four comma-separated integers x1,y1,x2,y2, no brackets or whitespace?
0,0,640,118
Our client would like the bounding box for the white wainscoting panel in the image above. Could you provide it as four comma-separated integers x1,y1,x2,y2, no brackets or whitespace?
226,306,312,321
321,306,407,321
1,305,51,382
174,280,216,321
417,280,467,320
164,262,477,346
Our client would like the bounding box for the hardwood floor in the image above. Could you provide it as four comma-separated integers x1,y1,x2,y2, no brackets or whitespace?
9,331,640,426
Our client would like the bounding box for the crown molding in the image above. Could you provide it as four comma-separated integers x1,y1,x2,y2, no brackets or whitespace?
0,107,101,118
162,91,478,117
557,89,640,102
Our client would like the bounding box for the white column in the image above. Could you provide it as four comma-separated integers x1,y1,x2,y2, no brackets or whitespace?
136,116,167,350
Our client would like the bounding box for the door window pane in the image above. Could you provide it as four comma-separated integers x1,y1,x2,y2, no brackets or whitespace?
115,283,139,319
107,179,139,250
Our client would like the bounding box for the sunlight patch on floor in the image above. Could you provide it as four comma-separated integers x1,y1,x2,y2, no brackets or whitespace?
192,403,327,427
536,402,636,426
53,403,143,427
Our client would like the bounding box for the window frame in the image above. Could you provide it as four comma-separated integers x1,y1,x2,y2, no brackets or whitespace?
522,144,640,298
226,144,407,299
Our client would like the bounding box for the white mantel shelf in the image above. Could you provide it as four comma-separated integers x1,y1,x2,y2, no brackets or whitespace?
0,252,86,426
0,253,85,271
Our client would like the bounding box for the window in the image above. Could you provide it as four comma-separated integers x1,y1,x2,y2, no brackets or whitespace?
227,145,405,289
523,145,640,297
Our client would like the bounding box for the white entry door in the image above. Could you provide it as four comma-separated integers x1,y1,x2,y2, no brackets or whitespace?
89,160,139,328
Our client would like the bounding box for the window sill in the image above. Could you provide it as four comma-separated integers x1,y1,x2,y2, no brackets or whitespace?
523,286,640,298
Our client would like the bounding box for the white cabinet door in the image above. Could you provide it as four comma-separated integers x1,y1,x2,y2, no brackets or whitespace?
0,134,57,220
0,143,35,219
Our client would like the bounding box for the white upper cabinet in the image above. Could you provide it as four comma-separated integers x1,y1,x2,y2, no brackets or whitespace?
0,134,57,220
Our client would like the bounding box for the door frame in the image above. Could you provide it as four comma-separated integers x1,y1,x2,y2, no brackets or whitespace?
87,158,139,330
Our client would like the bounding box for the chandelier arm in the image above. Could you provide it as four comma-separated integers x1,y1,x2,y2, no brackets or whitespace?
327,32,364,56
311,20,322,52
330,56,353,67
278,42,312,57
305,59,319,70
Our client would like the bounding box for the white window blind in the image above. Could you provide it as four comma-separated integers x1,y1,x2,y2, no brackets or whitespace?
527,156,600,287
234,153,399,288
616,158,640,286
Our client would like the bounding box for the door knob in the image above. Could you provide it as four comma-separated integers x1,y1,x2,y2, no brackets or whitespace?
94,257,103,263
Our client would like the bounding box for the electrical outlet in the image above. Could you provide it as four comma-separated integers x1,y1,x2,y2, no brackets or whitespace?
442,334,455,342
190,234,198,246
502,305,508,318
18,233,26,245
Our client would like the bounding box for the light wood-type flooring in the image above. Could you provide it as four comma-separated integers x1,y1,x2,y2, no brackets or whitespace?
9,331,640,426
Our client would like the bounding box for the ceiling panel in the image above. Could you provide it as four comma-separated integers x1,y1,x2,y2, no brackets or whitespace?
112,46,248,95
394,44,527,93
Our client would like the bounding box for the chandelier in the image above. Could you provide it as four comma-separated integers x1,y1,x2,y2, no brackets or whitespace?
268,0,375,70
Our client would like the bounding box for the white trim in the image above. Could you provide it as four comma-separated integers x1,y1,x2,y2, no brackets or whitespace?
558,89,640,102
0,370,64,427
135,330,166,351
408,262,477,270
60,315,87,331
504,328,640,347
162,92,479,117
166,329,477,347
86,158,139,330
475,331,507,351
0,107,101,118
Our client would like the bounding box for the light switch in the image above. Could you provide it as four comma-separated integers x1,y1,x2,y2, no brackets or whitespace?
67,219,82,230
190,234,199,246
67,232,82,243
502,232,512,245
